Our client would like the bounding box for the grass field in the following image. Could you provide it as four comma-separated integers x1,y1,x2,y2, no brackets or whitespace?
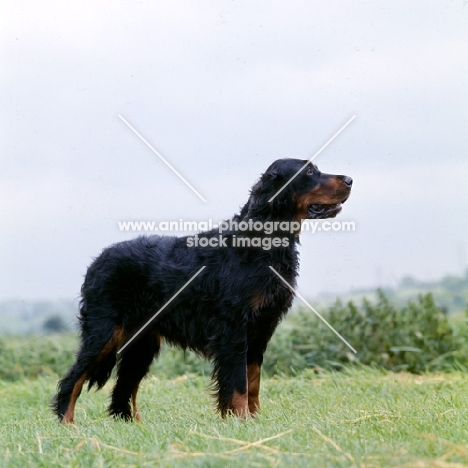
1,368,468,467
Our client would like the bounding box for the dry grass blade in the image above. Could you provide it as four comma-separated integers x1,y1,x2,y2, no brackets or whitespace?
192,429,292,454
310,426,362,468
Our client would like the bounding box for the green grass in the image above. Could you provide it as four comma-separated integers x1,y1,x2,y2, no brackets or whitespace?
2,369,468,467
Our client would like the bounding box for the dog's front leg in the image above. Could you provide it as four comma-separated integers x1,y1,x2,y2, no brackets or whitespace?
210,331,249,418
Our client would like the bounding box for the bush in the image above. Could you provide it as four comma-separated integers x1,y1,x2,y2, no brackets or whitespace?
263,291,464,374
43,315,69,333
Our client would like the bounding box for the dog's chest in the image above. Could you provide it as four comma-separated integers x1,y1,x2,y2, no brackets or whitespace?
249,280,295,316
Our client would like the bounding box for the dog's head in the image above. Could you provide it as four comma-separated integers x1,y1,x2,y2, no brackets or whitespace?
244,158,352,222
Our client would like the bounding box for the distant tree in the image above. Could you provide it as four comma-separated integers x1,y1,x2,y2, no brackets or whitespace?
43,315,69,333
400,276,417,288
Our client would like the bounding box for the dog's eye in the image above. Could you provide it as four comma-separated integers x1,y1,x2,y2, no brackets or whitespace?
307,167,314,175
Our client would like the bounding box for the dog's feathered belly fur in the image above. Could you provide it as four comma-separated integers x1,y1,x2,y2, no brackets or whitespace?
52,158,352,423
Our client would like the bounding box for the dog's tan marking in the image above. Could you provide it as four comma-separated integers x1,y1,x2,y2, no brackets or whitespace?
62,373,87,424
131,382,142,422
294,177,350,221
100,326,125,359
230,390,249,418
250,294,269,311
247,363,261,415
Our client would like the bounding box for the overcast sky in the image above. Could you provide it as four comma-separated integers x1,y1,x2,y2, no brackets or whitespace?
1,0,467,301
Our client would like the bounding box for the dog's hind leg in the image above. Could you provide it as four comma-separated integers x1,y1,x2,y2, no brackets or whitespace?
51,324,124,424
109,330,160,421
52,362,88,424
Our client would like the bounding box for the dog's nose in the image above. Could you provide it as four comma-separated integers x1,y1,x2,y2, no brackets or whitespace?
343,176,353,187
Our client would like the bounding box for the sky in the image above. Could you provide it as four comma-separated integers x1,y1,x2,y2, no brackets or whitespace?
1,0,468,301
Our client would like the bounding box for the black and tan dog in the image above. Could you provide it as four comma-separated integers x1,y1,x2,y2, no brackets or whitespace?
52,158,352,423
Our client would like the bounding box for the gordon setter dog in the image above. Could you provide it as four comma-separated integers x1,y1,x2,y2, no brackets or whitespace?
52,158,352,423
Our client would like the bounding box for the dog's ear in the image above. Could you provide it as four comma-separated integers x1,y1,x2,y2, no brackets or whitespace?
241,170,294,221
264,167,279,181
